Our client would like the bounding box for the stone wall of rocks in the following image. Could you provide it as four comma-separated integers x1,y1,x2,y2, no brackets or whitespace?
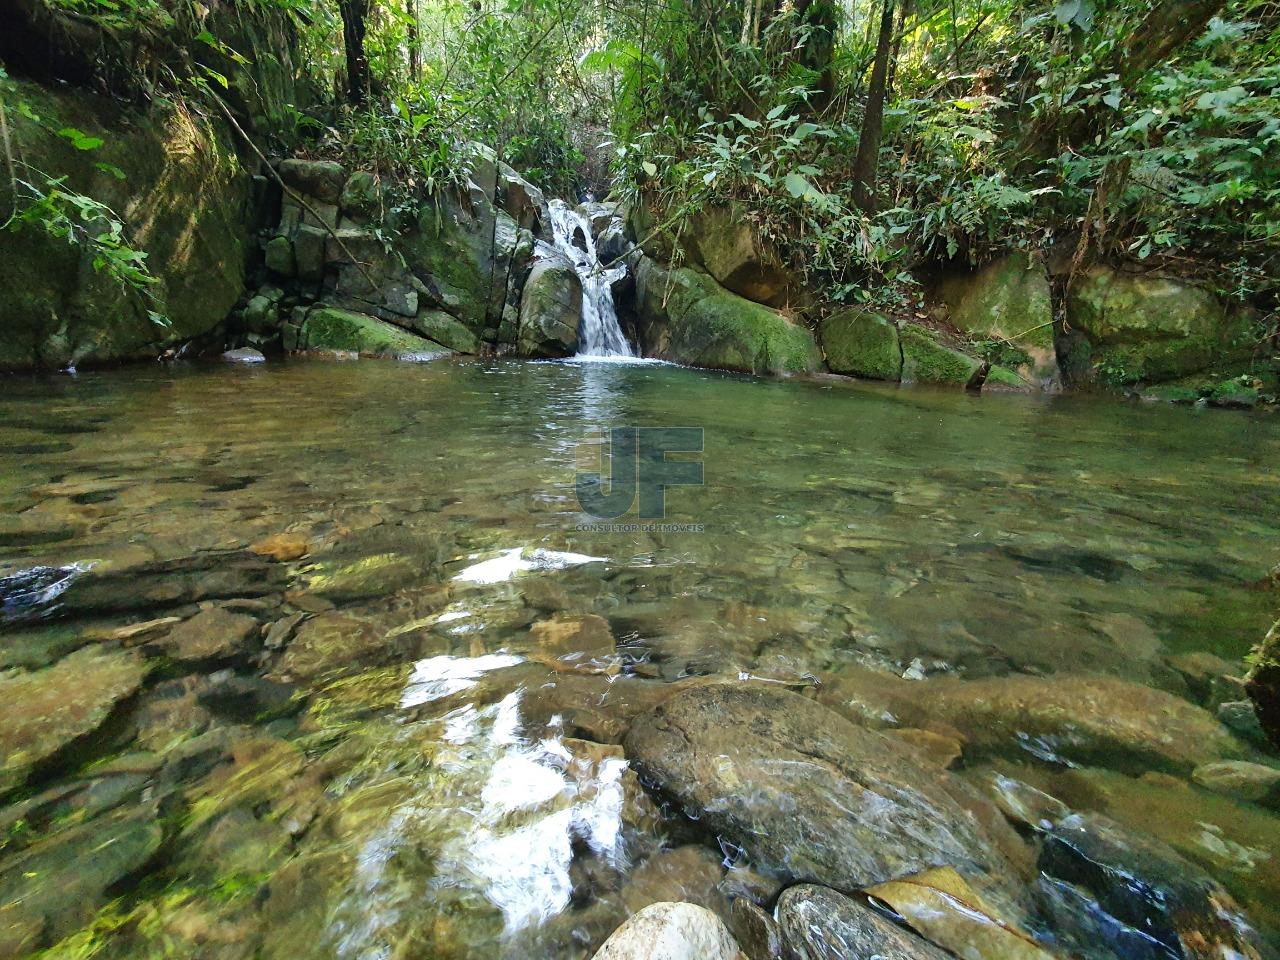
225,146,584,361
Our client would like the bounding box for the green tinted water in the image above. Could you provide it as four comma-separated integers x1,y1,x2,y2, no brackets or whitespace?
0,358,1277,959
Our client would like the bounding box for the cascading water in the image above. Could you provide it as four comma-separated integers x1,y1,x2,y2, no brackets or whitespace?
547,200,635,358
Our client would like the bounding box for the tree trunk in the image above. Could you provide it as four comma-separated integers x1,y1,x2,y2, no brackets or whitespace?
1110,0,1226,83
851,0,895,213
340,0,371,105
407,0,420,81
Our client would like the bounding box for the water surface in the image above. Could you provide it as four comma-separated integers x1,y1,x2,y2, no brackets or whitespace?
1,359,1277,959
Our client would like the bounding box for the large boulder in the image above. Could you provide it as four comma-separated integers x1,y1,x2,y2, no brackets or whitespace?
633,258,820,375
623,683,1016,892
933,253,1061,390
297,306,448,358
0,78,250,370
1066,266,1260,385
685,203,801,309
1,646,148,796
518,246,581,357
821,309,902,380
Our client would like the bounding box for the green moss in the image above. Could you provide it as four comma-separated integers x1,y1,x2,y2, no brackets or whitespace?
899,325,983,385
986,365,1028,388
655,267,820,374
821,309,902,380
300,307,446,357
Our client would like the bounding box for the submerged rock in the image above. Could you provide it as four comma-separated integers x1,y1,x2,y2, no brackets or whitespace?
624,683,1016,893
164,606,259,664
271,612,385,684
990,776,1273,960
221,347,266,363
0,803,165,956
1191,760,1280,807
590,901,740,960
0,646,147,795
910,673,1242,773
777,884,950,960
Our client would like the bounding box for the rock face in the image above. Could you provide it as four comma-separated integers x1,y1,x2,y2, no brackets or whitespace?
0,78,249,370
518,246,582,357
777,885,951,960
0,646,147,795
685,203,800,309
910,673,1243,773
590,902,741,960
1067,266,1258,384
821,309,902,380
624,683,1013,892
933,253,1061,390
633,258,821,375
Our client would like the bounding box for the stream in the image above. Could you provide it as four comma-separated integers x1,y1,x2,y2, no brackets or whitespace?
1,359,1278,959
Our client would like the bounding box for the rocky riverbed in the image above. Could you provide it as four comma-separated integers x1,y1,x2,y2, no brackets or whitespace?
1,359,1278,959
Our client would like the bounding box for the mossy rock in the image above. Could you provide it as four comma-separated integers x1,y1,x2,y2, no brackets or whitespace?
1067,267,1259,384
821,309,902,380
934,253,1059,389
0,78,249,370
634,262,819,375
900,325,983,385
410,310,481,353
900,325,1021,389
299,307,447,358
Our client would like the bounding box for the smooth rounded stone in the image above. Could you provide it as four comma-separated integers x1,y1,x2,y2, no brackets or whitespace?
908,673,1243,773
165,606,259,663
0,802,164,955
730,898,781,960
590,902,741,960
624,683,1015,893
249,532,310,562
0,646,147,796
777,885,951,960
277,158,347,203
221,347,266,364
1191,760,1280,806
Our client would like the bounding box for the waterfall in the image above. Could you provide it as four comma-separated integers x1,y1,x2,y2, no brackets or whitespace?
547,200,635,358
